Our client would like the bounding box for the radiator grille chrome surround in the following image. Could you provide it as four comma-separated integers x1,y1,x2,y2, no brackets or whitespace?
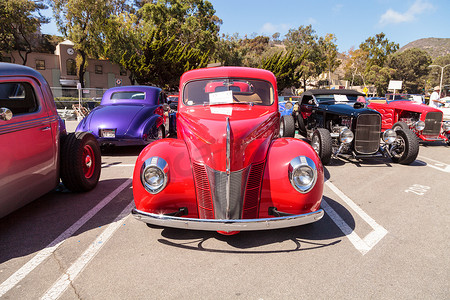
192,162,266,220
423,111,443,137
354,114,381,155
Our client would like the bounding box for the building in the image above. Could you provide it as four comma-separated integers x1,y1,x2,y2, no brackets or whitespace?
1,40,132,99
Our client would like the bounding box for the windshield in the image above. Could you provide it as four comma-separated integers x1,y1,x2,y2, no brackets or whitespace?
315,94,361,103
183,78,274,106
387,94,423,103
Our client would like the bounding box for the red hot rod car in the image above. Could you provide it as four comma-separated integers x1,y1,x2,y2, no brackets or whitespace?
368,94,450,144
132,67,324,232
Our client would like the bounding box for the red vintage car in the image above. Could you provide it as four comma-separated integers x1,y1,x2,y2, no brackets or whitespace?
0,63,101,218
132,67,324,233
368,94,450,144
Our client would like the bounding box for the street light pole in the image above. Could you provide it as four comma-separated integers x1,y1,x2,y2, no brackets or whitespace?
429,64,450,98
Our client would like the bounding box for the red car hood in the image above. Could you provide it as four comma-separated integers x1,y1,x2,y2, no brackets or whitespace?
370,101,441,114
177,105,279,172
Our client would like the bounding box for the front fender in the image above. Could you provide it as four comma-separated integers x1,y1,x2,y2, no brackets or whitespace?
133,139,198,217
260,137,324,218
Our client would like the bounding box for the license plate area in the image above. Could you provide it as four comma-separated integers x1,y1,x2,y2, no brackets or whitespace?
100,129,116,138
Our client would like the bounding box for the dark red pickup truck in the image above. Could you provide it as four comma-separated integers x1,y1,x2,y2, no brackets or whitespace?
0,63,101,218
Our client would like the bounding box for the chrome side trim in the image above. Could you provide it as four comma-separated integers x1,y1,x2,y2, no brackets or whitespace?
132,207,324,231
226,117,231,218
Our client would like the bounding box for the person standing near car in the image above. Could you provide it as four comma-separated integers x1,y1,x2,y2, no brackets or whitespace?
429,86,444,108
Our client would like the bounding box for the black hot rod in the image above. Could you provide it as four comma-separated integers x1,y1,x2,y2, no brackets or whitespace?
282,89,419,165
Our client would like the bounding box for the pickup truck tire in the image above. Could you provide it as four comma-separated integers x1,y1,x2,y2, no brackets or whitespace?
280,115,295,137
390,129,419,165
311,128,332,165
60,132,101,192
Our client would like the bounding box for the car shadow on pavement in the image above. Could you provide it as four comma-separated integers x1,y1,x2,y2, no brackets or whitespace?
155,196,351,254
101,145,146,156
0,178,133,264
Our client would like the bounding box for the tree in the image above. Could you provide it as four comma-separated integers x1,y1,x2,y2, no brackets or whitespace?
240,35,270,67
427,54,450,91
284,25,326,90
138,0,222,53
343,47,369,87
359,32,399,72
121,32,209,91
386,48,432,94
0,0,49,64
103,11,143,84
51,0,128,87
102,0,221,86
366,65,396,96
213,33,245,66
318,33,341,84
260,50,306,92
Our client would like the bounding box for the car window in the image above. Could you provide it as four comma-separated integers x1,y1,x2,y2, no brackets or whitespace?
0,82,38,115
111,91,145,100
183,78,274,106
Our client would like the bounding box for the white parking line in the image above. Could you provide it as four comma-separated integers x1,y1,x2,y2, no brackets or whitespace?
41,201,134,300
0,178,132,298
324,181,388,255
102,163,135,168
419,156,450,173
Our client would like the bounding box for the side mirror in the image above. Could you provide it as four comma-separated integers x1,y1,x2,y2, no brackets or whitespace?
0,107,13,121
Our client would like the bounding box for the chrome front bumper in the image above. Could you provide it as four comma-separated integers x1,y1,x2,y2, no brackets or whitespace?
131,207,324,231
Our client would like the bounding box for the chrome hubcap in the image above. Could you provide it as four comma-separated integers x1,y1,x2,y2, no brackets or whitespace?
311,135,320,154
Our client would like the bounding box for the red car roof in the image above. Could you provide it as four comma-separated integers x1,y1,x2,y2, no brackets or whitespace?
180,67,277,90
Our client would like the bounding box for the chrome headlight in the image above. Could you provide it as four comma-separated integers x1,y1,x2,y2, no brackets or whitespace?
285,101,293,110
339,128,354,144
415,121,425,131
288,156,317,193
383,129,397,144
443,121,450,132
140,157,169,194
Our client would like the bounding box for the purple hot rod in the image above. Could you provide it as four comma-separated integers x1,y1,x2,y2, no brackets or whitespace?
76,86,172,147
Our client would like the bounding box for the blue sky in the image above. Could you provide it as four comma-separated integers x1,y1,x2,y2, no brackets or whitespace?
41,0,449,53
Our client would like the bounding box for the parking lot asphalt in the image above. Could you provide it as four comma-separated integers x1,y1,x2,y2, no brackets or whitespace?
0,123,449,299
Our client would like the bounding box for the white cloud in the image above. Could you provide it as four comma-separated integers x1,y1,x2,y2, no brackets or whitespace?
306,17,317,25
379,0,434,26
333,4,343,14
260,22,291,35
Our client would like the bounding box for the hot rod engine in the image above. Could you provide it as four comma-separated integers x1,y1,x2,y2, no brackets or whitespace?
398,111,421,127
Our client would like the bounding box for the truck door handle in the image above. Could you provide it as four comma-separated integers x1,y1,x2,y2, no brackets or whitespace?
41,126,51,131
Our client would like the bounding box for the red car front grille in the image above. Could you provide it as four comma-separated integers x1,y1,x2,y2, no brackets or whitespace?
242,162,265,219
192,163,214,219
423,111,443,137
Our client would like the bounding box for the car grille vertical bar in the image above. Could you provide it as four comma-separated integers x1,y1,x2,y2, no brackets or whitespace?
192,163,214,219
242,162,265,219
206,166,249,220
354,114,381,155
423,111,443,137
